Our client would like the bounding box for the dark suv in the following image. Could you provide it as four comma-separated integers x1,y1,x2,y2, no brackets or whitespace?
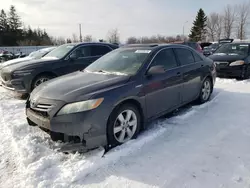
0,42,118,94
26,44,216,152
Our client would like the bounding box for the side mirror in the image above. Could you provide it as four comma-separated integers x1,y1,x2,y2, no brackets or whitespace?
147,65,165,76
68,53,77,61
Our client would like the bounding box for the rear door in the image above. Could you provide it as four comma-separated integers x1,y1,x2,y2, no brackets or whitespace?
143,48,183,118
173,47,203,104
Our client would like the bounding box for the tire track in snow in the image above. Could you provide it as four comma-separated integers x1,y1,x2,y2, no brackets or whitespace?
0,90,19,188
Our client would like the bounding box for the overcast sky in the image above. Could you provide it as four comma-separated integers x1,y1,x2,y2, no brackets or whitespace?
1,0,247,42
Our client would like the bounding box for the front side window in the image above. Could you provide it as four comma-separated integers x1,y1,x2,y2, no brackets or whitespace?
42,44,76,59
85,48,151,75
70,46,91,59
174,48,195,65
151,49,178,70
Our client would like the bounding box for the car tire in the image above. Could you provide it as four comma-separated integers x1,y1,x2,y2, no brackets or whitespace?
31,74,54,91
107,104,141,149
198,78,212,104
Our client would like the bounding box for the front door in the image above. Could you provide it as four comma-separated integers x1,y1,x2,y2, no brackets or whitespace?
143,48,183,119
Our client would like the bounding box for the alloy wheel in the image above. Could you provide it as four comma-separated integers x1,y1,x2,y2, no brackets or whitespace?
113,110,137,143
201,80,211,101
34,77,50,88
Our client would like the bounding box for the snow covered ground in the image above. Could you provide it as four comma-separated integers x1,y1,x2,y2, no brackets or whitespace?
0,78,250,188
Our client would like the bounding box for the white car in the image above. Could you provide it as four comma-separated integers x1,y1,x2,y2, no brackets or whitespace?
0,47,56,69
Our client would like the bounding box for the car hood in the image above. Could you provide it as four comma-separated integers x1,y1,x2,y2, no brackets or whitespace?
30,71,130,102
0,56,33,70
1,57,58,72
209,53,246,62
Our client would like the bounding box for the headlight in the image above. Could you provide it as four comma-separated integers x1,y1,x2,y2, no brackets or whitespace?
57,98,104,116
229,60,245,66
13,69,33,77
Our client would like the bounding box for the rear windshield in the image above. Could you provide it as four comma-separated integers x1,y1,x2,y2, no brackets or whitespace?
215,43,249,56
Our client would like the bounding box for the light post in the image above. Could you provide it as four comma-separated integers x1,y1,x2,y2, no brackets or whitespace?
183,21,188,40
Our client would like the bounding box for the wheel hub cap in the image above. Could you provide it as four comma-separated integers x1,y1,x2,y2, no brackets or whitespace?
113,110,137,143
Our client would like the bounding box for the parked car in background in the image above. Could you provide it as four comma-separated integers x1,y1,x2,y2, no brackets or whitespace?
200,42,212,50
0,42,118,94
0,47,56,70
203,42,222,56
26,43,216,152
203,39,234,56
209,42,250,79
0,51,15,62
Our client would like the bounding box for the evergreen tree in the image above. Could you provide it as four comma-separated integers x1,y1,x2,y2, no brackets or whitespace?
8,5,22,31
0,10,8,31
189,9,207,42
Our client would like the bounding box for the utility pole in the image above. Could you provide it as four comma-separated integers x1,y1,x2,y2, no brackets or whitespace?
79,24,82,42
183,21,188,41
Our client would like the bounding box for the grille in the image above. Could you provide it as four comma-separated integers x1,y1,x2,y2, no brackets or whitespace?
31,103,54,112
215,61,229,68
30,108,49,118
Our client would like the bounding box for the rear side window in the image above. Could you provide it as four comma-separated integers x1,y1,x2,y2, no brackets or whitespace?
192,52,203,62
151,49,178,70
174,48,195,65
91,45,112,56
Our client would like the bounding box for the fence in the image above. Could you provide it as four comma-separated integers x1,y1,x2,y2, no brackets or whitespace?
0,46,54,55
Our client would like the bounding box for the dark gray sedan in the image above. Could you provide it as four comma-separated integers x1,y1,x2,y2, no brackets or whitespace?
26,44,216,152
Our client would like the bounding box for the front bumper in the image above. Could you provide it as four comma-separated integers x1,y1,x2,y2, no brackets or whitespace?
216,65,245,78
0,77,28,93
26,99,110,151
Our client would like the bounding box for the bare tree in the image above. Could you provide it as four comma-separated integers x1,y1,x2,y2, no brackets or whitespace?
107,28,120,44
71,33,78,43
236,2,250,40
126,36,139,44
83,35,93,42
215,15,223,40
223,4,237,38
206,12,220,41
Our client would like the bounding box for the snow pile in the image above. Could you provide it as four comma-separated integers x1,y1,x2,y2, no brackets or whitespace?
1,78,250,188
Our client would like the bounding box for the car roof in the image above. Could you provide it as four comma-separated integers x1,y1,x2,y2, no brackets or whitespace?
120,43,194,50
72,42,118,47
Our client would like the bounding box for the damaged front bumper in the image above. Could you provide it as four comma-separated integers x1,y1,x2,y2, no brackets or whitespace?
26,103,108,152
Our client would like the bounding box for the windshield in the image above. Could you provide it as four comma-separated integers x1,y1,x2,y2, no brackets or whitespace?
215,43,249,56
85,48,151,75
42,44,76,59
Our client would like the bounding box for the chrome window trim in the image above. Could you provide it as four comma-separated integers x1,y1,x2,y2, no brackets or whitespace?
145,46,202,74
